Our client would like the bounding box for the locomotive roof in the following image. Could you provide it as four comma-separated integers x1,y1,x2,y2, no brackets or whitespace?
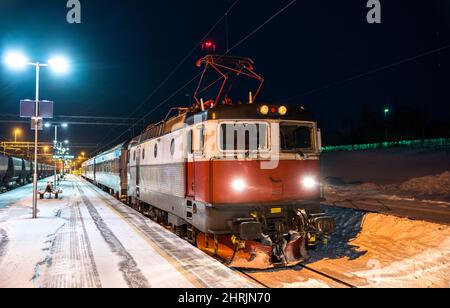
185,103,316,125
90,104,316,156
134,103,316,145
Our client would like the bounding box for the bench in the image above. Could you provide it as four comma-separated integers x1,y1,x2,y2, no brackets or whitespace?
38,188,63,199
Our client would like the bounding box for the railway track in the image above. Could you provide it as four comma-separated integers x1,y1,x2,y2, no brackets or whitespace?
79,177,357,288
295,264,357,288
80,178,258,288
328,196,450,225
231,264,357,289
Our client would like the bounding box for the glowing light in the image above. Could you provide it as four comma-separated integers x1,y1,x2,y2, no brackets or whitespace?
48,56,69,74
4,51,28,69
259,105,269,115
232,179,246,192
302,177,317,190
61,123,68,128
278,106,288,116
44,123,51,128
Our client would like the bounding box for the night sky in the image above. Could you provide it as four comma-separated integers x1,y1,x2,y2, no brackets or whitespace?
1,0,449,156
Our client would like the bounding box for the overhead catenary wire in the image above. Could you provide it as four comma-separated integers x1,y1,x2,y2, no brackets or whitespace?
278,43,450,102
93,0,241,154
95,0,298,155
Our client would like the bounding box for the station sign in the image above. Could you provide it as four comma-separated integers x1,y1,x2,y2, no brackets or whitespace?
53,155,75,160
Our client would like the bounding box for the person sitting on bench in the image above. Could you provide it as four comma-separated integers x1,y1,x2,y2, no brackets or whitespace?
45,182,53,194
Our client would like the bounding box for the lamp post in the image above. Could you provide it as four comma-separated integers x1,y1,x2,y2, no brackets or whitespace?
384,107,390,143
14,129,22,143
45,123,68,187
62,140,69,179
4,51,69,219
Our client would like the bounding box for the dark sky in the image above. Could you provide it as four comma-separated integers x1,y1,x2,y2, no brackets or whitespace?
1,0,449,155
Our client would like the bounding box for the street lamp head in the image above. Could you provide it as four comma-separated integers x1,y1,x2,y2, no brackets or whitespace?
44,123,51,128
4,51,28,69
64,140,69,144
61,123,68,128
48,56,69,74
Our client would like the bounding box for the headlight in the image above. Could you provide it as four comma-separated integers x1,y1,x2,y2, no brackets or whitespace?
232,179,246,192
278,106,288,115
259,105,269,115
302,177,317,189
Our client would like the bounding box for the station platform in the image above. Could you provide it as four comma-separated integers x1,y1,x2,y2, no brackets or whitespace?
0,175,257,288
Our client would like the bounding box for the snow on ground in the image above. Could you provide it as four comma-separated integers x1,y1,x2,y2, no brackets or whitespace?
275,148,450,288
250,206,450,288
322,148,450,223
0,176,257,288
320,206,450,288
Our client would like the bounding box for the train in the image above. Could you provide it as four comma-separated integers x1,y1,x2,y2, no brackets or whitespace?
0,154,54,191
82,55,335,268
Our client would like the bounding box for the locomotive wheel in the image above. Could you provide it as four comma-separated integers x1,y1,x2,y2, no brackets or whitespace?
175,225,187,238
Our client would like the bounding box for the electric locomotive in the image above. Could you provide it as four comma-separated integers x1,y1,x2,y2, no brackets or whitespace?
82,55,334,268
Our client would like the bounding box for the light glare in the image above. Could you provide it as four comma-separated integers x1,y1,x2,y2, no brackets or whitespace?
232,179,246,192
302,177,317,189
48,56,69,74
4,52,28,69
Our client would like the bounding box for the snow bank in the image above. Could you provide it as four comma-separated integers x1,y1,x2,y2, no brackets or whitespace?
252,206,450,288
305,207,450,288
398,171,450,196
347,212,450,288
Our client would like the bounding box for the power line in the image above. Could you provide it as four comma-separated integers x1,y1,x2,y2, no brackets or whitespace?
226,0,297,54
93,0,241,154
95,0,298,155
95,72,202,154
279,43,450,102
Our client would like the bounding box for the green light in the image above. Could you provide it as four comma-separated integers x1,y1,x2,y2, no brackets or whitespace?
321,138,450,153
384,108,390,114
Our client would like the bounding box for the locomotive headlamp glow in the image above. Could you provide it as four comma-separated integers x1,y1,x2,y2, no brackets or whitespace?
302,177,317,189
278,106,288,116
232,179,247,192
259,105,269,115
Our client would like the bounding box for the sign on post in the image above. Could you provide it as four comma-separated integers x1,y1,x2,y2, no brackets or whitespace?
30,118,44,131
20,100,54,119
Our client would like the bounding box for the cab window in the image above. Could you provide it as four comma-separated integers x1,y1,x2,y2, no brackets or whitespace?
280,123,313,152
219,123,268,152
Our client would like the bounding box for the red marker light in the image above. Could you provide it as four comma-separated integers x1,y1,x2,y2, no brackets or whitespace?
202,41,216,52
271,107,277,114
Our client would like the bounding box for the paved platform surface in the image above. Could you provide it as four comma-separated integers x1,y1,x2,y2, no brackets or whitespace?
0,175,256,288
